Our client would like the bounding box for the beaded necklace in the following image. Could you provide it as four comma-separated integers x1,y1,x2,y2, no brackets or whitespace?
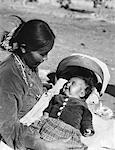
13,54,32,86
13,54,42,100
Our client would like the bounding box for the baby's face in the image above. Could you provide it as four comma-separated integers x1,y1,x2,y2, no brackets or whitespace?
66,77,87,99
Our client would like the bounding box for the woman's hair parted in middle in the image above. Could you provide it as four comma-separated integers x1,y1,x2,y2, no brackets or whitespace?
1,16,55,55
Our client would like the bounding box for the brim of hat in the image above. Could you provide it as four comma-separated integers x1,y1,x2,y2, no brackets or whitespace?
56,55,104,84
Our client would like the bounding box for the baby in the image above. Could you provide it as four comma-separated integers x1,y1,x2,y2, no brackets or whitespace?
34,76,95,150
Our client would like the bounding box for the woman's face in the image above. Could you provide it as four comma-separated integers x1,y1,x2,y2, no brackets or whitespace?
22,50,48,70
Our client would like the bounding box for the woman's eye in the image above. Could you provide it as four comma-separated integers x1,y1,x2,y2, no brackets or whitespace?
40,52,48,57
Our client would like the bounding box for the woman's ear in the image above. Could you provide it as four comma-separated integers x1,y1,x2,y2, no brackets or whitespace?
12,42,18,50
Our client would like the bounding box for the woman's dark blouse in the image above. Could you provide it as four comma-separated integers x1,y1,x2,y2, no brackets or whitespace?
0,54,44,149
44,94,94,135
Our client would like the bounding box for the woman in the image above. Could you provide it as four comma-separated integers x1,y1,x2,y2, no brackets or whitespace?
0,16,72,150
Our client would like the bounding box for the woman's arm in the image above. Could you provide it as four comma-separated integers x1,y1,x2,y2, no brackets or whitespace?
0,69,49,149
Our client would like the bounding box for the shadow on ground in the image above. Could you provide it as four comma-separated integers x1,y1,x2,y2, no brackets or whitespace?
60,5,95,14
68,8,94,14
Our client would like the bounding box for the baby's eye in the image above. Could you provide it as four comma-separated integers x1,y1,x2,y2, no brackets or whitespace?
72,81,77,86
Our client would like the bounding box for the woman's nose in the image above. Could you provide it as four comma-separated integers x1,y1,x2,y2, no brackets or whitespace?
43,55,48,61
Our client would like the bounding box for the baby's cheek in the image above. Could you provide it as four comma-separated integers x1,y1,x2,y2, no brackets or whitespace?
70,86,81,95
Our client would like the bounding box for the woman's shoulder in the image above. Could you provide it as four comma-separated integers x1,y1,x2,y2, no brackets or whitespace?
0,54,14,72
0,55,17,77
0,55,25,88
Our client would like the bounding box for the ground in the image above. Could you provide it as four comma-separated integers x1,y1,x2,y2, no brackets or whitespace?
0,3,115,150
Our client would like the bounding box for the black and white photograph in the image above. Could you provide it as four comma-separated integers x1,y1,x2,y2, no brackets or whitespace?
0,0,115,150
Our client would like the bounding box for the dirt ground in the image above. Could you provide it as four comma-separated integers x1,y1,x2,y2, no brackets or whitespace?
0,4,115,150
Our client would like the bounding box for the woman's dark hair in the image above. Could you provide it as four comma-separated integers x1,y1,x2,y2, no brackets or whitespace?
1,16,55,55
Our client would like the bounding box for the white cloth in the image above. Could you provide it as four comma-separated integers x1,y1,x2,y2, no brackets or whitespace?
0,141,13,150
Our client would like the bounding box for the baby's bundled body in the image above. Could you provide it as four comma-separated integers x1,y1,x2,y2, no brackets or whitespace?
33,77,95,150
